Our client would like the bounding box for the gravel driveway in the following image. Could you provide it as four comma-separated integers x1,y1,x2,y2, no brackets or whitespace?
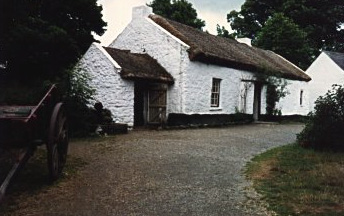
5,123,303,216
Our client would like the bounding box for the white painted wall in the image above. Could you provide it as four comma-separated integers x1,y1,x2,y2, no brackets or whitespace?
181,58,263,115
110,6,189,115
110,5,266,117
306,52,344,112
277,80,310,116
77,43,135,126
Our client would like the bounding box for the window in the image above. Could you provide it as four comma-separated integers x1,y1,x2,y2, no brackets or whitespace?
300,90,304,106
211,78,221,107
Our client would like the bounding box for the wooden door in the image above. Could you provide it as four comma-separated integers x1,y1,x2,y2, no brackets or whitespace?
148,89,167,124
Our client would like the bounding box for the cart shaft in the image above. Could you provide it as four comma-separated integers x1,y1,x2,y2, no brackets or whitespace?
0,147,34,203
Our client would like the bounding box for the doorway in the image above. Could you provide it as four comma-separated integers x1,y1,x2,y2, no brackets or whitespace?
134,82,167,126
253,83,262,121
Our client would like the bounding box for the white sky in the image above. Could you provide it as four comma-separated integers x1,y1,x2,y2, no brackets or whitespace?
96,0,245,46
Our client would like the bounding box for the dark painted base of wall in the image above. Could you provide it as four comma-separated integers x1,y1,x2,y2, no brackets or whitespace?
167,113,254,127
259,114,308,123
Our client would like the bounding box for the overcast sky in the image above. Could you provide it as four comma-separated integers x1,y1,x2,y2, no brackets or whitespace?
96,0,245,45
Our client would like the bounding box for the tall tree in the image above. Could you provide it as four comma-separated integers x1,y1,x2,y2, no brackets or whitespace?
147,0,205,30
227,0,344,67
0,0,107,82
253,13,313,69
216,24,234,39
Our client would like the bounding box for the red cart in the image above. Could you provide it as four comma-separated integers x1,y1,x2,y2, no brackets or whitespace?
0,85,68,201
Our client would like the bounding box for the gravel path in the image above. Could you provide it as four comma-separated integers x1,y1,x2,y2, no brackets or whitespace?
5,123,303,216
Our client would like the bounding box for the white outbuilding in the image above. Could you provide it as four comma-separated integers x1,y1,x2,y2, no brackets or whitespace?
307,51,344,112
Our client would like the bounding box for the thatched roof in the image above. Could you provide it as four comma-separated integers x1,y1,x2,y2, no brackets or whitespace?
325,51,344,71
103,47,174,84
149,14,311,81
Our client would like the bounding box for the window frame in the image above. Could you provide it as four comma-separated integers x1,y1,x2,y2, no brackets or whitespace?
211,78,221,107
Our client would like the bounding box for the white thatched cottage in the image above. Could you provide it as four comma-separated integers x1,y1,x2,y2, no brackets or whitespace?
78,5,310,127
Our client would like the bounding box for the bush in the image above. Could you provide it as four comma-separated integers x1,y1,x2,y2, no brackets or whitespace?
297,84,344,150
63,67,97,137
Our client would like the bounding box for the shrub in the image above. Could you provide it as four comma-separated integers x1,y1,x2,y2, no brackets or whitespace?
297,84,344,150
62,67,97,137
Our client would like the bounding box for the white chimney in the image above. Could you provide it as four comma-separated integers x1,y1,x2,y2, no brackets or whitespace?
132,5,153,19
237,38,252,47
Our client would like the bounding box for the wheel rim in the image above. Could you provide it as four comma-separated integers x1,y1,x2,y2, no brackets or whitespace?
47,103,69,181
57,115,68,170
52,145,59,176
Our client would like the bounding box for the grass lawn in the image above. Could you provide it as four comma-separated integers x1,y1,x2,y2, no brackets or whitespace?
246,144,344,216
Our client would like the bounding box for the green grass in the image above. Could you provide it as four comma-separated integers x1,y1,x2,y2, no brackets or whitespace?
246,144,344,216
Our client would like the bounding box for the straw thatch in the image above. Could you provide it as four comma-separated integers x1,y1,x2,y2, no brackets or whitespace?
104,47,174,84
149,14,311,81
325,51,344,71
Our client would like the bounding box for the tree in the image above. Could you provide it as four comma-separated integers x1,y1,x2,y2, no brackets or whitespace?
147,0,205,30
0,0,107,83
253,13,313,69
0,0,107,137
227,0,344,67
216,24,234,39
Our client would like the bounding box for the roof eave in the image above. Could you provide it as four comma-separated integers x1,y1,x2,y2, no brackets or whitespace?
120,70,174,84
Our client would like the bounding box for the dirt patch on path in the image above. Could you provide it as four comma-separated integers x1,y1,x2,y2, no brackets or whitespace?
1,124,303,216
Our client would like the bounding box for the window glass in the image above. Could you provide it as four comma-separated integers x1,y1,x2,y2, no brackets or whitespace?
211,78,221,107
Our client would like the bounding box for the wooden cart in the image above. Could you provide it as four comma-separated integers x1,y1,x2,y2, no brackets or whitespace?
0,85,68,202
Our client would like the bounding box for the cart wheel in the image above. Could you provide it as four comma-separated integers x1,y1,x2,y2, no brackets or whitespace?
47,102,69,181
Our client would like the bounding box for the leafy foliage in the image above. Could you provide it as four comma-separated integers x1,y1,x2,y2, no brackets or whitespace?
62,67,97,137
0,0,107,82
216,24,234,39
227,0,344,68
147,0,205,30
0,0,107,136
297,85,344,150
256,74,289,116
253,13,313,69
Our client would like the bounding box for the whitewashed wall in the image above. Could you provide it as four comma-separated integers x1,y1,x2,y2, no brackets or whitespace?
277,80,310,115
110,5,267,117
306,52,344,112
77,43,135,126
110,6,189,115
181,59,263,115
